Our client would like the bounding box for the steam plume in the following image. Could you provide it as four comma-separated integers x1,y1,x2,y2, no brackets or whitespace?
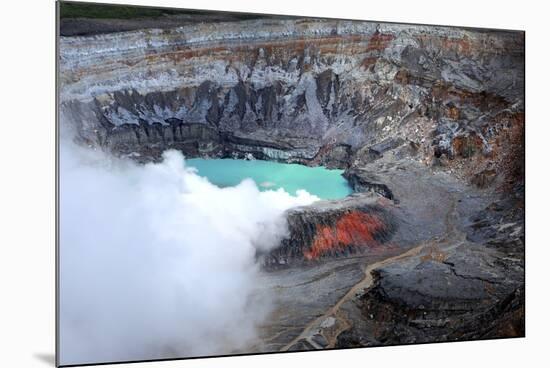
59,142,318,365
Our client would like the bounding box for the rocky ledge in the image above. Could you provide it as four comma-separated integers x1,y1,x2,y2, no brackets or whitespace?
351,244,524,345
262,194,397,268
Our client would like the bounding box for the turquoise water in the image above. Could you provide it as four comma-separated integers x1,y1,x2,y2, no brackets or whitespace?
186,158,353,200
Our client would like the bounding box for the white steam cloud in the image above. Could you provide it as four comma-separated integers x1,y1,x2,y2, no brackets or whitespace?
59,142,318,365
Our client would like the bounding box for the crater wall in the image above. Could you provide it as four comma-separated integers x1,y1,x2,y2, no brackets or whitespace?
59,19,524,170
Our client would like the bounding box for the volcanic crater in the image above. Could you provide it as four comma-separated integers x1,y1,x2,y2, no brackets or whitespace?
59,10,525,354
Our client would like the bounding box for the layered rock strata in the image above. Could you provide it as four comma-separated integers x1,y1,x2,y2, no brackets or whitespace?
59,18,524,173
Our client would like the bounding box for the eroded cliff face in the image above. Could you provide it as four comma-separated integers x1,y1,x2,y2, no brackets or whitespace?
59,18,524,171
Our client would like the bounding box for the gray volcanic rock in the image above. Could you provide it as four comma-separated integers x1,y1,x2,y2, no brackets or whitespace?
467,198,525,257
343,169,395,200
59,19,524,173
347,243,524,345
262,194,398,268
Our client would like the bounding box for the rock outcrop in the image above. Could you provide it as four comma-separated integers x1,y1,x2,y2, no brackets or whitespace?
262,195,397,268
59,18,524,173
337,244,524,347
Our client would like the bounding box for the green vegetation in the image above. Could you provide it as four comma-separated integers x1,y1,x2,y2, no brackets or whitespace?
59,1,185,19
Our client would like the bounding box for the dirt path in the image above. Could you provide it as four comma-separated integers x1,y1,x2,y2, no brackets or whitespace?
280,188,466,351
279,244,426,350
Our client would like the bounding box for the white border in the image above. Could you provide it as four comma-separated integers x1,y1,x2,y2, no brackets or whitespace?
1,1,547,367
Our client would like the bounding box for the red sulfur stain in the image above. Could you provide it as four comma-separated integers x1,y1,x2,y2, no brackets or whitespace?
304,211,387,260
361,32,395,70
366,32,396,52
